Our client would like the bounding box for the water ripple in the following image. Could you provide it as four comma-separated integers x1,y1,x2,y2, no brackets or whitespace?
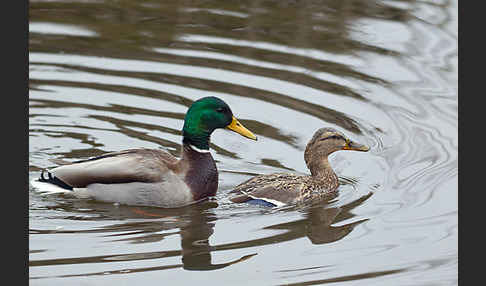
29,0,457,285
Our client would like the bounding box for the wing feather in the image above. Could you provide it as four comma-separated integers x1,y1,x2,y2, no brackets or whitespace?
50,149,178,188
230,173,305,205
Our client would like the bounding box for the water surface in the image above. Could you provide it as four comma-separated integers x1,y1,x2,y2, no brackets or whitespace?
29,0,458,285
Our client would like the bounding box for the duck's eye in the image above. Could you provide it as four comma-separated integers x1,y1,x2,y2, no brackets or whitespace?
216,107,225,113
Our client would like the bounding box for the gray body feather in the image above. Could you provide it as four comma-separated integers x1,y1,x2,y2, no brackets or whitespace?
34,147,217,208
74,181,193,208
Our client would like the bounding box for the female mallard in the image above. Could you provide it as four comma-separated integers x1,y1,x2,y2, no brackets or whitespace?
229,128,369,207
31,97,257,208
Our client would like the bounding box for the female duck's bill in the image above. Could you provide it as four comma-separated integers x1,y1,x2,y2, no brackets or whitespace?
343,139,369,151
31,96,257,208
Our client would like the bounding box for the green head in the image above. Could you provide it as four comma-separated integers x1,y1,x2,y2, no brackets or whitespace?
182,97,257,150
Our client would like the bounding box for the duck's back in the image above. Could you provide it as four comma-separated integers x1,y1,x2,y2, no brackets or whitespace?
51,149,178,187
34,148,197,208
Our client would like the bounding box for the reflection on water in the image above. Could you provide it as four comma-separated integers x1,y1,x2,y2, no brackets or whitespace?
30,201,256,276
29,0,457,285
30,192,372,278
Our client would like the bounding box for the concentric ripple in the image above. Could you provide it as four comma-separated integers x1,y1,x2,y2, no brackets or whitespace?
29,0,457,285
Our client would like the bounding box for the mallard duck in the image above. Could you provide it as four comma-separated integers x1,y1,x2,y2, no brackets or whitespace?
229,127,369,207
31,96,257,208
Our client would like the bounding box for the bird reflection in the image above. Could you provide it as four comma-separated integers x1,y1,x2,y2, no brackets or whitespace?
213,192,372,251
176,201,256,270
269,196,370,245
30,191,371,275
111,200,257,271
272,192,372,245
29,199,256,272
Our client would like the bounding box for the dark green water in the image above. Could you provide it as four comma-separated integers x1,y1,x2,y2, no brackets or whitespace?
29,0,458,285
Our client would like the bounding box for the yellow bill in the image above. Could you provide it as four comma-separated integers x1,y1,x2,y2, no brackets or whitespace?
226,116,257,140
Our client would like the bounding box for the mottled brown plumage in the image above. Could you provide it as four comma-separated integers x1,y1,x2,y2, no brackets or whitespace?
230,128,370,206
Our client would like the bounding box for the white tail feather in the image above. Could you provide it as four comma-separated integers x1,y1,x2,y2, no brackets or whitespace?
30,179,71,195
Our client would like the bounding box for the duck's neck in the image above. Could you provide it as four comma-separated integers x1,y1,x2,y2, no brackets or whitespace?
181,143,218,201
308,158,339,190
182,131,211,151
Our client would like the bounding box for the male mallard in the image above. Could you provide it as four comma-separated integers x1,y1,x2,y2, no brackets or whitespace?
31,96,257,208
229,128,369,207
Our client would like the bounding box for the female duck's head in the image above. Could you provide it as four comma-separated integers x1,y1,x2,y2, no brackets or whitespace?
182,97,257,150
304,127,369,175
